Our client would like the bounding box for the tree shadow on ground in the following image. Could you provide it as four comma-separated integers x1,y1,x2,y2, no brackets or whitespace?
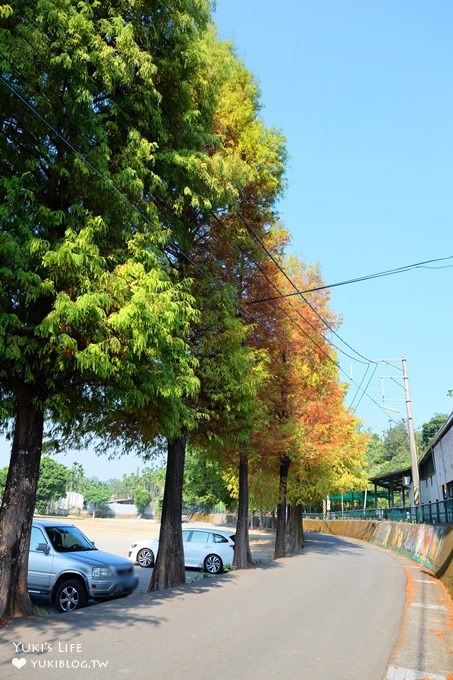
302,531,366,555
2,531,364,645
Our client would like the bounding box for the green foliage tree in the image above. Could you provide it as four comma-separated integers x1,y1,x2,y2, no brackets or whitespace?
108,473,142,500
82,480,111,518
420,414,448,449
35,457,69,514
183,449,234,511
67,463,86,494
105,467,164,513
365,421,411,476
133,486,152,516
146,29,286,587
140,466,165,497
176,39,287,571
0,0,206,623
365,432,387,477
382,421,411,467
0,466,7,501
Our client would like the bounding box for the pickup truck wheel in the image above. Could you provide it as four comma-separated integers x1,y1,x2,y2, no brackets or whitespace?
55,579,88,612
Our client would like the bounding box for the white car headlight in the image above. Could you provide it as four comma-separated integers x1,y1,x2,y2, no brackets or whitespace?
91,566,113,578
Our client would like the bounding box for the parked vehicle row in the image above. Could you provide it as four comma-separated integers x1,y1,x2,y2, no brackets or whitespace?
27,521,235,613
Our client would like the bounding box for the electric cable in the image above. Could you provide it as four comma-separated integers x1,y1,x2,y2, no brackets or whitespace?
0,72,399,425
350,363,379,412
235,209,378,366
0,74,209,280
348,364,371,411
247,255,453,303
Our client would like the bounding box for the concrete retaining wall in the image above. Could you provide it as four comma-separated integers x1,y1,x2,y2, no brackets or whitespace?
303,518,453,599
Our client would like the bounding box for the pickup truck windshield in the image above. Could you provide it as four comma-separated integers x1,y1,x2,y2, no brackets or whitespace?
45,526,97,552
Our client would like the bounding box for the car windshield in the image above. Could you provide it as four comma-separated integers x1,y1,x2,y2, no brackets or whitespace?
45,526,97,552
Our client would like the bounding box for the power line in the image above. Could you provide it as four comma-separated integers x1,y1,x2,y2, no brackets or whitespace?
229,212,406,422
349,363,379,412
207,209,370,366
247,255,453,304
213,219,392,418
0,73,274,338
235,210,377,366
0,74,222,291
1,72,394,425
348,364,371,411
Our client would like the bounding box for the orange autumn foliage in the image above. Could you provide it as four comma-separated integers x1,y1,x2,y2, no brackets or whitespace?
246,225,368,501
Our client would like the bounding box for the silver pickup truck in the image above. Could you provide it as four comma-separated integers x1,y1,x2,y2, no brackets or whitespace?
28,519,139,612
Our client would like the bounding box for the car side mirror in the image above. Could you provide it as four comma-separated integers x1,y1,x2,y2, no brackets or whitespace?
37,543,50,555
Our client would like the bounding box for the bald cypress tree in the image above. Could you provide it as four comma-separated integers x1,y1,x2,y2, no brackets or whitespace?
0,0,212,622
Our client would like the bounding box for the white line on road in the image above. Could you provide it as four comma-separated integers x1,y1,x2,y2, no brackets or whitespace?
385,665,446,680
411,603,447,611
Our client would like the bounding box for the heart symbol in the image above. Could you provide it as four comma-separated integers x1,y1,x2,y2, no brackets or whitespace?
12,658,27,669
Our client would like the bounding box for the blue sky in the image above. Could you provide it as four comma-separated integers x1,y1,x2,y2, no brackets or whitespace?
214,0,452,431
1,1,452,479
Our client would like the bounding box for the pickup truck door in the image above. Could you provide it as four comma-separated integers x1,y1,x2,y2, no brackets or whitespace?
27,526,54,596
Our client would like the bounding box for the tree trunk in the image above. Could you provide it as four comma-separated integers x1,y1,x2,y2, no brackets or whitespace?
274,455,291,559
233,443,254,569
289,503,304,552
149,436,186,591
0,391,44,624
299,506,305,549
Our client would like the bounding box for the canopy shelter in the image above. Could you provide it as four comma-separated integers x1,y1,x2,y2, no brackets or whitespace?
368,467,412,507
329,490,387,506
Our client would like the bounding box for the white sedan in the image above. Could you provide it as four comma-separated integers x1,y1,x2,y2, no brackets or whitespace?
128,527,235,574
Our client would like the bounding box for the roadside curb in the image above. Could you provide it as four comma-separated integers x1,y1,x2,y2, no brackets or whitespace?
384,553,453,680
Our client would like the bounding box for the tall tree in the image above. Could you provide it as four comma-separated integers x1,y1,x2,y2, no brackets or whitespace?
201,41,287,568
35,456,69,514
67,462,86,494
133,486,152,516
0,0,207,623
148,32,287,584
247,240,355,559
366,421,412,475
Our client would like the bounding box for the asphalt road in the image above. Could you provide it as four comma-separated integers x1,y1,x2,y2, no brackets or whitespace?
0,530,407,680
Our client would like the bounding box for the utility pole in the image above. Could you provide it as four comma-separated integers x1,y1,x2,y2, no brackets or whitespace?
402,357,420,505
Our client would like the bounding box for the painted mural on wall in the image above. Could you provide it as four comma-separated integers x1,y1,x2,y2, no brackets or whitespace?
373,521,446,570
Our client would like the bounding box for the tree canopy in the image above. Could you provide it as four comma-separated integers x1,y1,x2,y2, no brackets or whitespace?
0,0,217,622
0,0,386,622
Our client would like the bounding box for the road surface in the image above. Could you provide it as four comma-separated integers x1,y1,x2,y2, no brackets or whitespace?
1,532,407,679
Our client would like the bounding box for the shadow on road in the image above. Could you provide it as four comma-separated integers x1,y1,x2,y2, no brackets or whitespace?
17,566,280,640
302,531,365,555
8,531,365,641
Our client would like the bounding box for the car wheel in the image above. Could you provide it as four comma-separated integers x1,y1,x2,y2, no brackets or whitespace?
54,579,87,613
137,547,154,568
204,554,223,574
